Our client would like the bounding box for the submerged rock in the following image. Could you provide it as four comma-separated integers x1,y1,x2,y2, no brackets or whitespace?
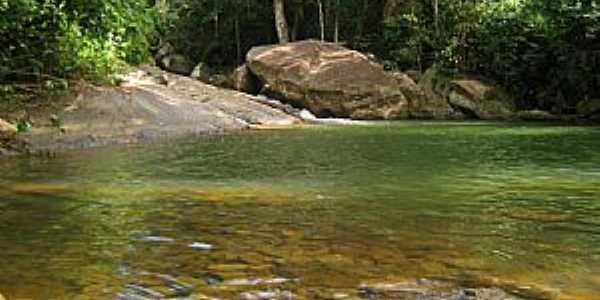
117,284,166,299
207,263,249,272
117,272,194,300
223,277,293,287
195,272,224,285
358,280,524,300
247,40,415,119
516,110,559,121
140,236,174,242
189,242,214,250
240,290,294,300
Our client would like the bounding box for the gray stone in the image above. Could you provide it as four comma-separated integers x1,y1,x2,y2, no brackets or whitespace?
159,54,194,76
16,66,299,153
240,290,294,300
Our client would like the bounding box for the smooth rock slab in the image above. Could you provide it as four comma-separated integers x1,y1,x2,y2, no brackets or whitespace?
17,66,299,153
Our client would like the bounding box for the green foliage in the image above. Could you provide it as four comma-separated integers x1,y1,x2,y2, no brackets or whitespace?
16,119,31,133
0,0,158,86
381,0,600,110
158,0,277,66
2,0,596,111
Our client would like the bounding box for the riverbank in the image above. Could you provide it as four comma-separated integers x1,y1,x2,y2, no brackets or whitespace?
0,66,301,155
1,58,598,156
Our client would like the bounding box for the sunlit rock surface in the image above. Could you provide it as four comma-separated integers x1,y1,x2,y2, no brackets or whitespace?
247,40,416,120
16,66,299,153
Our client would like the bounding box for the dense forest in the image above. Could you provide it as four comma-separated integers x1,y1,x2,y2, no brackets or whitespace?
1,0,599,111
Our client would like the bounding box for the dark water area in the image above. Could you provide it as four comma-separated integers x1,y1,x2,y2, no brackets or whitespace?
0,122,599,299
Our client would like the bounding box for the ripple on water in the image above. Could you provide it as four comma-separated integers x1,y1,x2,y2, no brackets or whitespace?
0,122,599,299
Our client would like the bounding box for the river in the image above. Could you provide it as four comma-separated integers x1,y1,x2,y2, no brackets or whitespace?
0,122,599,299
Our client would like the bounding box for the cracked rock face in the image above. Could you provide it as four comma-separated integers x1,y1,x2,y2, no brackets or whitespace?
247,40,417,120
246,41,514,121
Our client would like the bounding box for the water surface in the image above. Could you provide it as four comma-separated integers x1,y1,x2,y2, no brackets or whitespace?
1,122,599,299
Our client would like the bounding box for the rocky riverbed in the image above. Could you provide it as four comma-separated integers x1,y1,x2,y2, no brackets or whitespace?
115,274,530,300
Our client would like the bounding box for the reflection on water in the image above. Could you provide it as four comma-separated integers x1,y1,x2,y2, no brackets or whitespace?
0,122,599,299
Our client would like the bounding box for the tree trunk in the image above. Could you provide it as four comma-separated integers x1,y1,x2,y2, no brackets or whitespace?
317,0,325,41
433,0,439,35
235,13,241,64
291,1,305,41
334,0,339,43
273,0,290,43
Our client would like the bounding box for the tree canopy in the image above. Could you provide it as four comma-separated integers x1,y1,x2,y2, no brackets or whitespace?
1,0,598,110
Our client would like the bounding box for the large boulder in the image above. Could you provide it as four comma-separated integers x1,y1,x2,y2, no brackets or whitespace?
410,68,461,119
447,79,514,120
246,40,415,119
417,67,515,120
231,64,262,94
159,54,194,76
155,42,194,76
0,118,17,139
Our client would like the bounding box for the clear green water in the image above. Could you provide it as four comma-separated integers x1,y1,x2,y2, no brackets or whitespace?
0,122,599,300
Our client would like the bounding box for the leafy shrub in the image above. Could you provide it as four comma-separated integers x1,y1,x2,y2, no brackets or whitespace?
0,0,158,86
